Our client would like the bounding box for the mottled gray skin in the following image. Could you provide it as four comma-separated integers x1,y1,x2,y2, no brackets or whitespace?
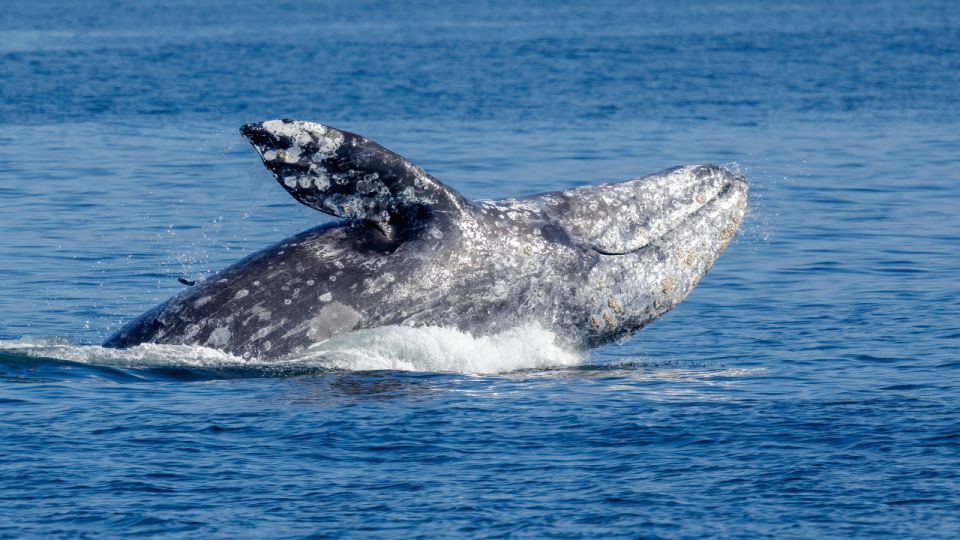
105,120,748,358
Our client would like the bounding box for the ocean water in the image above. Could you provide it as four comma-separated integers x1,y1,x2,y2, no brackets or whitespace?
1,0,959,537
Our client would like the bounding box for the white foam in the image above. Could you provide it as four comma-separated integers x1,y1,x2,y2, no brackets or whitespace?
290,324,584,374
0,324,585,375
0,336,246,368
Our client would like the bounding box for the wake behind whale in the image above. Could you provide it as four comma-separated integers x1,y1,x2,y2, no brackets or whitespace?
104,120,748,359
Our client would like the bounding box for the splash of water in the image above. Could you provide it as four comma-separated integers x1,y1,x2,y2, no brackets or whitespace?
0,324,585,375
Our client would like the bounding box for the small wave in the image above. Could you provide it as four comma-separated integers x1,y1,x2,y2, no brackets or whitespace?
0,324,585,376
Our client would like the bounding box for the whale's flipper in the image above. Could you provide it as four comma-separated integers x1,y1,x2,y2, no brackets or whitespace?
241,120,469,231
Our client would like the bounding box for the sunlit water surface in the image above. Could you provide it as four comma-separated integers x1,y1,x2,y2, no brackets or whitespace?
1,1,959,537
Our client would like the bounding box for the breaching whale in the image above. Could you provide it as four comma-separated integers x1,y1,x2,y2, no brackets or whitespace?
104,120,748,358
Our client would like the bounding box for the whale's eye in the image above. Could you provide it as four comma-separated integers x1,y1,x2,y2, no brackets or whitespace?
276,150,288,160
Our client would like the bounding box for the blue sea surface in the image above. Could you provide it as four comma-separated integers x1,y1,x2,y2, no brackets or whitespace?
1,1,959,537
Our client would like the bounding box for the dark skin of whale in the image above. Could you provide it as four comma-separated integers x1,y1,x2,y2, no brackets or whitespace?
105,120,747,358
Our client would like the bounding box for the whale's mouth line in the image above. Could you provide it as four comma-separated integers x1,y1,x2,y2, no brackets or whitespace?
589,178,746,257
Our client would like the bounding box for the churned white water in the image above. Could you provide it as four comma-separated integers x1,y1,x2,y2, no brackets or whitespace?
293,324,585,373
0,324,584,375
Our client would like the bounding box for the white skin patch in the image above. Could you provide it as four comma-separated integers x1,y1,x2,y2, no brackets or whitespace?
261,120,326,146
183,324,200,339
305,302,361,341
313,175,330,190
258,120,342,158
280,147,301,163
206,327,232,348
317,133,343,156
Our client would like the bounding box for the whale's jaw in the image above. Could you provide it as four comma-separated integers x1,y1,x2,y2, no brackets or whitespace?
617,167,748,336
547,164,747,346
469,163,748,347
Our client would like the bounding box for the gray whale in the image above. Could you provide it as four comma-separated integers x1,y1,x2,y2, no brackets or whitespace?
104,120,748,358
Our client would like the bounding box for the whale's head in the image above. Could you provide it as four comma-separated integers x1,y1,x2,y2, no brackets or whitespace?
534,164,749,342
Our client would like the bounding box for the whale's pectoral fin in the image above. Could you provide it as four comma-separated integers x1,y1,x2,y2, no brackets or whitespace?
241,120,469,231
